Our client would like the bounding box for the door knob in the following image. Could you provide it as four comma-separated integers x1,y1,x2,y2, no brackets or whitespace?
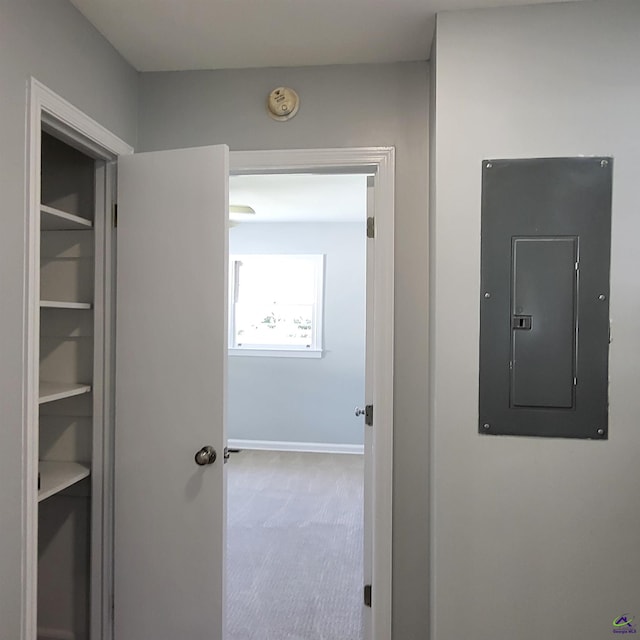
355,407,365,417
194,445,217,466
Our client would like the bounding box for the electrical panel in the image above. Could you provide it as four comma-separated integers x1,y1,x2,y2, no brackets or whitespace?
479,157,612,439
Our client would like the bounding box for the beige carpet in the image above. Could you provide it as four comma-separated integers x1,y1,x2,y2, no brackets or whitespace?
226,450,364,640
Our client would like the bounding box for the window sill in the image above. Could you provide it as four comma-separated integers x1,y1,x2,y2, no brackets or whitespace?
229,348,323,359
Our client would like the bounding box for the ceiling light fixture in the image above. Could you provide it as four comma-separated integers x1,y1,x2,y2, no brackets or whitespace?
229,205,256,215
229,204,256,228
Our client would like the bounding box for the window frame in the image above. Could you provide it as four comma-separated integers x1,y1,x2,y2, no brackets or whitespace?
228,253,325,358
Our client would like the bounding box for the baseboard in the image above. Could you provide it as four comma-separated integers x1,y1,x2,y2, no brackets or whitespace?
228,438,364,455
37,628,76,640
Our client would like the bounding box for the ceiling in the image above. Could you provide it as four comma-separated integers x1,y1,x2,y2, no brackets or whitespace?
229,174,367,223
69,0,580,71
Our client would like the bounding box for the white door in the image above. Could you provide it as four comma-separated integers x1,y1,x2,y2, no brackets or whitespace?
114,145,229,640
362,175,375,638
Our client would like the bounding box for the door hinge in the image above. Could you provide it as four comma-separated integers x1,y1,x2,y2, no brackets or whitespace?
112,203,118,228
365,404,373,427
364,584,372,608
367,217,375,239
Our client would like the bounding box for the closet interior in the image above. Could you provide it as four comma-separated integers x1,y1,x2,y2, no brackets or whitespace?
37,130,102,640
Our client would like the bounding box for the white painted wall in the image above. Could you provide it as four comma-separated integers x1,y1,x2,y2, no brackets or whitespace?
0,1,137,636
138,62,430,636
431,1,640,638
228,222,366,447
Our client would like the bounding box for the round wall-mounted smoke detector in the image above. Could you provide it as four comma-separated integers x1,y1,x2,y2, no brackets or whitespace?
266,87,300,121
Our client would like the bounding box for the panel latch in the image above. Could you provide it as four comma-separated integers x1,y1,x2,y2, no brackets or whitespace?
511,315,532,330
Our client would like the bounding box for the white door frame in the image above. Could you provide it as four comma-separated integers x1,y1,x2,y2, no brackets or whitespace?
230,148,395,640
23,78,132,640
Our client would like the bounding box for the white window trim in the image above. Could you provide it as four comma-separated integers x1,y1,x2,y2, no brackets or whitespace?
228,254,325,357
229,348,323,359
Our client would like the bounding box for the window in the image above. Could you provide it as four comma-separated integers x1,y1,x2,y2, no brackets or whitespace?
229,254,324,357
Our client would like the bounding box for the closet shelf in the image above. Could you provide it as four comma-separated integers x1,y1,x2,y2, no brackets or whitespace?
41,204,93,231
40,300,93,310
39,381,92,404
38,461,91,502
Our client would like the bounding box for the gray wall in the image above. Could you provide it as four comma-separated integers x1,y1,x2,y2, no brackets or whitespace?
431,1,640,639
0,1,138,636
228,222,366,447
139,62,431,637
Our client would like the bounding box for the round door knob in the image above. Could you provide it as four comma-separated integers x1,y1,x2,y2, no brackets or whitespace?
194,446,217,466
355,407,365,417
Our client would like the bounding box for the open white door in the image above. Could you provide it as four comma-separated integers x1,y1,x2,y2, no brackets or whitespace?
114,145,228,640
362,175,375,638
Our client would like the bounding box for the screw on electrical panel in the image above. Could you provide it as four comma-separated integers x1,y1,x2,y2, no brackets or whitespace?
484,292,491,299
600,160,608,168
597,428,605,436
598,294,606,301
483,423,491,430
486,162,493,169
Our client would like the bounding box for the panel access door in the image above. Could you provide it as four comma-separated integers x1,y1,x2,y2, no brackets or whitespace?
479,157,612,439
114,145,229,640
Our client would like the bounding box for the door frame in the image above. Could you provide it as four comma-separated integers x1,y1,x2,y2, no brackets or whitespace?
230,147,395,640
23,78,132,640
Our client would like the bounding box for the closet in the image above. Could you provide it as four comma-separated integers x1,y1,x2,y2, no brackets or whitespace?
37,130,104,640
28,79,228,640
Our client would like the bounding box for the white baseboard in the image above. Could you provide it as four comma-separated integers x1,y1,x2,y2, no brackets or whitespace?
37,628,76,640
228,438,364,455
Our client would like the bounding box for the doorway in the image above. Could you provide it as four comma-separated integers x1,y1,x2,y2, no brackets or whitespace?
228,147,395,640
226,173,367,639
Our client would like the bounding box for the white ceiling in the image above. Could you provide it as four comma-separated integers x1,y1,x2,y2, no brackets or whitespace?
69,0,580,71
229,174,367,223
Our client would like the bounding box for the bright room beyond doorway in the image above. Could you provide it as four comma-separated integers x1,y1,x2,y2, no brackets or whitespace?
226,173,368,639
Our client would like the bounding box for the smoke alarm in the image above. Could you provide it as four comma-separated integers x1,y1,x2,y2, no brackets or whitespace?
267,87,300,121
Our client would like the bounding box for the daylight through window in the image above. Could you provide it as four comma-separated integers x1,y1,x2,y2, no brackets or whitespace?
229,254,324,356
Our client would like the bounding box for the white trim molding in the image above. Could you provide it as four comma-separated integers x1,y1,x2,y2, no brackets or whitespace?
228,439,364,455
31,78,133,158
231,147,394,176
231,147,395,640
229,348,323,358
23,78,133,640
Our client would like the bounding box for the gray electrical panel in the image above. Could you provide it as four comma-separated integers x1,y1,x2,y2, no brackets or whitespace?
479,157,612,439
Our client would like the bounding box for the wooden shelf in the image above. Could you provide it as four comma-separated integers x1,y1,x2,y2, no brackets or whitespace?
39,381,92,404
38,461,91,502
41,204,93,231
40,300,93,310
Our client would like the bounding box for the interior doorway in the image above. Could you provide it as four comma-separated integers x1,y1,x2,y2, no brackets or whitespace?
226,147,395,640
226,173,368,639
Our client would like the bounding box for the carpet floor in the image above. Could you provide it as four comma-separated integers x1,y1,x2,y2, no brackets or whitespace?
226,450,364,640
